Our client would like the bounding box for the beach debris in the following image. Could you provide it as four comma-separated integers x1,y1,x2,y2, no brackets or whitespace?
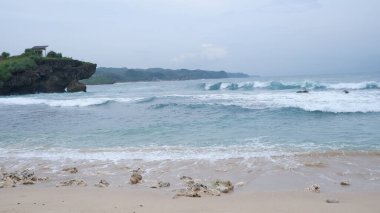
340,180,350,186
306,184,320,193
130,168,143,184
0,169,43,188
59,179,87,187
211,179,234,193
326,199,340,204
150,181,170,188
62,167,78,174
95,179,110,188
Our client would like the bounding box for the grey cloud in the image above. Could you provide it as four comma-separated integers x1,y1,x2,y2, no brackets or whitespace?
1,0,379,75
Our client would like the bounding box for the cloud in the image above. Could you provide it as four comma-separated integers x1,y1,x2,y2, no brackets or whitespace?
173,44,228,63
270,0,321,11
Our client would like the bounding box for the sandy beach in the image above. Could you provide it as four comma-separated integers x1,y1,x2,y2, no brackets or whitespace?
1,187,380,213
1,151,380,213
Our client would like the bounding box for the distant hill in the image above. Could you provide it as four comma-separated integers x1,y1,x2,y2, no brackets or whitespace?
81,67,249,85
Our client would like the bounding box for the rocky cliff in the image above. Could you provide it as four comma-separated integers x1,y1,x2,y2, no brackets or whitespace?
0,58,96,95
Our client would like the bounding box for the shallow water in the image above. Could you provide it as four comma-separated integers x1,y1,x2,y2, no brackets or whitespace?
1,73,380,190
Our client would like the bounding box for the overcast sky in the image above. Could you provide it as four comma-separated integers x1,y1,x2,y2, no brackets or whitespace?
1,0,379,75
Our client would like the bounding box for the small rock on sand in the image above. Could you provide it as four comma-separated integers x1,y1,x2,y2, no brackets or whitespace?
306,184,320,193
150,181,170,188
22,180,35,185
212,179,234,193
175,177,233,198
340,180,350,186
37,177,49,182
326,199,340,203
59,179,87,187
130,169,143,184
95,179,110,188
0,177,16,188
1,169,42,187
62,167,78,174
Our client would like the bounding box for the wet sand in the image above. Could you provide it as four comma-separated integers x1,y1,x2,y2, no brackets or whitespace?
1,187,380,213
1,151,380,212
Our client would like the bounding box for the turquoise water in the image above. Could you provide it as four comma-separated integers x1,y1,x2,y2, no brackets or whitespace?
1,73,380,161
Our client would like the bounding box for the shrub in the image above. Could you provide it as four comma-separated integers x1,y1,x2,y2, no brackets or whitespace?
0,57,37,81
23,48,42,56
47,51,63,58
1,52,10,59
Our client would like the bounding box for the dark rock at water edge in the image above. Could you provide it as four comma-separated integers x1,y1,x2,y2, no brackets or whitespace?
0,58,96,95
66,81,87,92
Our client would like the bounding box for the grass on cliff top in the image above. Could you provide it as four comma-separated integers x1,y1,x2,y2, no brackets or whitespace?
0,55,80,81
0,56,38,81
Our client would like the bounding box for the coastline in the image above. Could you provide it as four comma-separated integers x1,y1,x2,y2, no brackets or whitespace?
1,151,380,192
1,150,380,212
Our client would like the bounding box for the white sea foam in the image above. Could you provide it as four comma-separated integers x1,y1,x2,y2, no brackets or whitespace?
0,97,139,107
203,81,380,91
0,138,367,162
190,90,380,113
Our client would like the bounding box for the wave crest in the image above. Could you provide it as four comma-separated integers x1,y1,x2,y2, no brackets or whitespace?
202,81,380,91
0,97,142,107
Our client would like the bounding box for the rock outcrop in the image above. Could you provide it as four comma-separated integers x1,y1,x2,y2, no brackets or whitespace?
0,169,48,188
174,176,234,198
0,58,96,95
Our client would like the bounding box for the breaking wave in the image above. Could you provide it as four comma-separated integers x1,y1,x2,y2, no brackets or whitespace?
202,81,380,91
186,90,380,113
0,97,143,107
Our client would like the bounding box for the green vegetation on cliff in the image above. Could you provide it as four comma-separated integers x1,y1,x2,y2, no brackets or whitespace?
0,56,38,81
0,48,97,95
82,67,249,85
0,50,69,81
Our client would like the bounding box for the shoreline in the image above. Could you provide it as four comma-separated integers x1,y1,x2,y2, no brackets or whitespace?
2,150,380,212
1,150,380,192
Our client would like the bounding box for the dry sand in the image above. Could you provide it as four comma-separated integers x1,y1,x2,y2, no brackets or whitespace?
1,187,379,213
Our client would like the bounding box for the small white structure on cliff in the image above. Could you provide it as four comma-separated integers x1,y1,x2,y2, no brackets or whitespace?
31,45,48,56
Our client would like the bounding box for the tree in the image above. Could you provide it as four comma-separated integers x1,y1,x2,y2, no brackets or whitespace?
1,52,10,59
47,51,63,58
23,48,42,56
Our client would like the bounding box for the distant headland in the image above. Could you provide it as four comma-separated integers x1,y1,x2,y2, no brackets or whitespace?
0,47,97,95
82,67,250,85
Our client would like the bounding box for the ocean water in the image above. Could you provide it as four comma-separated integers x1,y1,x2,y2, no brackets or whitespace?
1,73,380,163
1,73,380,190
